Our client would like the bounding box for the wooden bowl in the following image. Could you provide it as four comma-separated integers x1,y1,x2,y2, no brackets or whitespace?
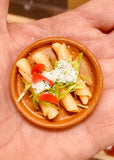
10,37,103,129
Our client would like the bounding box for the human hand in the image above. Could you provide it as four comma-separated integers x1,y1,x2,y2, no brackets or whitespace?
0,0,114,160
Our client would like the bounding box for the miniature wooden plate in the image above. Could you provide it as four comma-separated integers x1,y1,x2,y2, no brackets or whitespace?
10,37,103,129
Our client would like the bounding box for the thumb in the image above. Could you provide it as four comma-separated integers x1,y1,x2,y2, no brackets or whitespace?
0,0,9,32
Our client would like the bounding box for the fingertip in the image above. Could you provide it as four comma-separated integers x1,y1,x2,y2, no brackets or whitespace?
0,0,9,24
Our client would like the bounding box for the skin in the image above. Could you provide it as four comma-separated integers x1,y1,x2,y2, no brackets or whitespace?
0,0,114,159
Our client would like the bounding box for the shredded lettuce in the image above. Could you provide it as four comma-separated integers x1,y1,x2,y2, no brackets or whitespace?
77,104,89,109
17,84,32,102
49,56,59,68
49,55,55,66
54,84,59,98
54,61,58,68
76,81,86,89
32,93,39,110
59,82,77,100
39,100,59,110
50,103,60,110
71,61,79,70
47,83,59,97
29,87,35,96
59,80,86,100
39,100,49,107
38,100,49,116
63,70,67,74
77,52,83,72
29,94,33,98
71,52,83,72
21,77,28,85
59,82,73,89
80,74,92,83
48,87,55,95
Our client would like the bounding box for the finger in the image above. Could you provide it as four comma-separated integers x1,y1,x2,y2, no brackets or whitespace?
0,0,9,24
77,0,114,33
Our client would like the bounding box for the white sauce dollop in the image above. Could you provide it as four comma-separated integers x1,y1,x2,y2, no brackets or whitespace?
32,60,78,94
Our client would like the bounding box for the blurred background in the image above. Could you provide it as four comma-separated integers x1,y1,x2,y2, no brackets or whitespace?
7,0,114,160
8,0,89,23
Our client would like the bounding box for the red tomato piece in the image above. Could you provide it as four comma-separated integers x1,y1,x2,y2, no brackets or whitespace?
31,64,45,74
32,72,53,86
38,93,59,105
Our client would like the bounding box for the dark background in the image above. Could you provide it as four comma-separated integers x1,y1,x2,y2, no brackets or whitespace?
9,0,67,19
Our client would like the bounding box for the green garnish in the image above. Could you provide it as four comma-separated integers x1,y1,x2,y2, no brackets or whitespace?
55,79,59,83
71,61,79,70
77,52,83,72
59,80,86,100
76,81,86,89
59,82,73,88
39,100,49,107
54,61,58,68
54,84,59,98
29,94,33,98
17,84,32,102
32,93,39,110
50,103,60,110
77,104,89,109
59,82,78,100
29,88,35,97
80,74,92,83
39,100,59,110
38,100,49,116
49,55,55,66
63,70,67,74
21,77,28,85
48,87,55,95
48,83,59,98
71,52,83,72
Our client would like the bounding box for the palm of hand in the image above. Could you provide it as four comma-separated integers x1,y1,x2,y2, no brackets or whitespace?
0,0,114,160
